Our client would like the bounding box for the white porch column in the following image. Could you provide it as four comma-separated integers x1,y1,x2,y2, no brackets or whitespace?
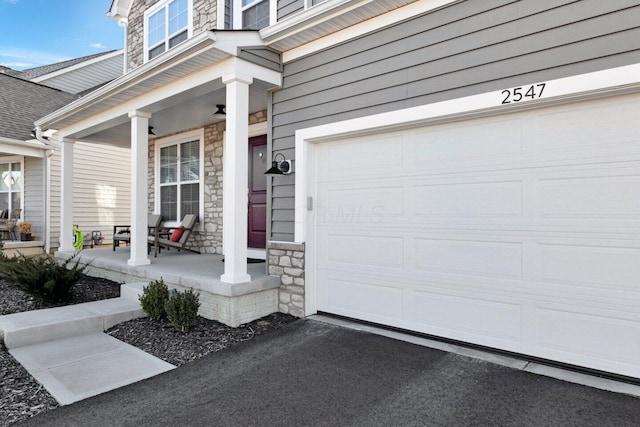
127,110,151,266
58,138,75,252
221,72,253,284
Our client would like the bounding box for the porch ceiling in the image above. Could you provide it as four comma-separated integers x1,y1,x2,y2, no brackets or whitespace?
35,31,281,146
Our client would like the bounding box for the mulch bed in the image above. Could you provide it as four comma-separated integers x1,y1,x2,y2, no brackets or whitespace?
0,276,296,426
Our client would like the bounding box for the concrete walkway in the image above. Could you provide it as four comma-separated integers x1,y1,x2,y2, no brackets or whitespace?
0,283,175,405
17,320,640,427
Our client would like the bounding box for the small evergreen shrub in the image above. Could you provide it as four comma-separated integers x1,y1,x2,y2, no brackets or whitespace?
139,278,170,320
0,253,88,302
165,289,200,332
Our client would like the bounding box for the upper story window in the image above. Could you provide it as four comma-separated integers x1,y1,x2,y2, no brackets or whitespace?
234,0,271,30
145,0,192,61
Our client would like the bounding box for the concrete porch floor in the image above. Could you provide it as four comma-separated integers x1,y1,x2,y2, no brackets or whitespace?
56,248,281,327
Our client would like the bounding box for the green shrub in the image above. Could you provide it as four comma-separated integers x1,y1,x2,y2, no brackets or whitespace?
0,253,88,303
165,289,200,332
139,278,170,320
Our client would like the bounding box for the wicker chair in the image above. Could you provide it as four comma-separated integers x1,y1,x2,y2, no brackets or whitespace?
0,208,22,240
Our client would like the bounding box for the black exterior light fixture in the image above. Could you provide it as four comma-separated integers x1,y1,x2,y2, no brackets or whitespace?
265,152,292,175
148,126,156,136
212,104,226,121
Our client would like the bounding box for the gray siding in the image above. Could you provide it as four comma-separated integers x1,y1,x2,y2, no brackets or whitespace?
278,0,304,21
270,0,640,241
225,0,232,29
238,47,282,71
23,156,45,241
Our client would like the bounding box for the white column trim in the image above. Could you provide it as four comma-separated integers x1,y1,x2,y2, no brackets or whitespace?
127,110,151,266
220,72,253,284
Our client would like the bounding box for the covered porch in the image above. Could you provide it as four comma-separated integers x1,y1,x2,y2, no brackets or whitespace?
57,247,280,327
35,30,283,287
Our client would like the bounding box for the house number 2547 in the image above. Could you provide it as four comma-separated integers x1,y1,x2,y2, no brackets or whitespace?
501,83,546,104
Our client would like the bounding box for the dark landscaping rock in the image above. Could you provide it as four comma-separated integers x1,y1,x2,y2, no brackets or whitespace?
0,277,296,426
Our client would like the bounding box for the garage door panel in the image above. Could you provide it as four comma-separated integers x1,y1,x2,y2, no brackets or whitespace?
539,243,640,291
321,185,404,224
413,180,523,218
413,238,523,280
319,134,404,181
535,307,640,375
408,117,523,167
323,277,404,320
538,174,640,219
324,234,404,268
536,98,640,159
409,290,522,342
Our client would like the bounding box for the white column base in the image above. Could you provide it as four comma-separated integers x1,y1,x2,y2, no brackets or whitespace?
220,273,252,284
127,258,151,267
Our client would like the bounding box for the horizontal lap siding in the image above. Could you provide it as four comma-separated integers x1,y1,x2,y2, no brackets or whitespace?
72,143,131,245
270,0,640,241
23,157,45,241
278,0,304,21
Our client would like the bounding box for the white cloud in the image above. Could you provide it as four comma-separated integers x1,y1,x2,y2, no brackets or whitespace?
3,0,20,4
90,43,108,49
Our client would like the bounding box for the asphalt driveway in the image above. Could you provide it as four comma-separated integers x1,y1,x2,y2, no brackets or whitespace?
19,319,640,426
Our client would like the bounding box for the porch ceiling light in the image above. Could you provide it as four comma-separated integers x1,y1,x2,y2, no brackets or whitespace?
265,153,292,175
212,104,226,121
148,126,156,136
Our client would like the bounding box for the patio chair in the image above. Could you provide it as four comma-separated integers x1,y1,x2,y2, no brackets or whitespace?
0,208,22,240
113,214,163,251
147,214,198,258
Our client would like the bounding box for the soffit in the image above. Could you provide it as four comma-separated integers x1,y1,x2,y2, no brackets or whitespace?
262,0,421,52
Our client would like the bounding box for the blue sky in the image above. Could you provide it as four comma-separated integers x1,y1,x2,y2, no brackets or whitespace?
0,0,123,70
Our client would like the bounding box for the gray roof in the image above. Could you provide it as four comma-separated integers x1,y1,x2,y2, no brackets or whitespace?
17,51,118,80
0,73,78,141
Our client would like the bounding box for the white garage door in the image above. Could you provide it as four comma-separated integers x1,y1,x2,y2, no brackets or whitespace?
313,93,640,378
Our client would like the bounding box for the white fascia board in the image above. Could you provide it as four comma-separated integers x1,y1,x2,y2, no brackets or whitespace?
30,50,124,84
208,30,266,55
107,0,133,20
0,137,46,158
267,0,457,62
294,62,640,242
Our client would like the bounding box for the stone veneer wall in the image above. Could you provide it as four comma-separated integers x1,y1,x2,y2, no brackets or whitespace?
148,111,267,254
268,241,305,318
126,0,219,71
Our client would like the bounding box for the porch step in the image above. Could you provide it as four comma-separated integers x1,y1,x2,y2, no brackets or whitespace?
120,281,148,303
0,284,147,349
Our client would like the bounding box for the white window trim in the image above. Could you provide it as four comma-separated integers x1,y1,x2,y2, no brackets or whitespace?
232,0,275,29
153,128,205,229
143,0,194,63
0,155,24,218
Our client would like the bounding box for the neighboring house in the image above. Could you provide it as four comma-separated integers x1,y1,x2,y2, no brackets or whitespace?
0,51,130,252
35,0,640,380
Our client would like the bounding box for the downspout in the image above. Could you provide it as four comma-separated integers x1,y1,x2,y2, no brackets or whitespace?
34,126,59,254
119,19,128,74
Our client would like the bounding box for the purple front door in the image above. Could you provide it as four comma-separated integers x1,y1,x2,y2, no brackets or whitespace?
248,135,267,248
